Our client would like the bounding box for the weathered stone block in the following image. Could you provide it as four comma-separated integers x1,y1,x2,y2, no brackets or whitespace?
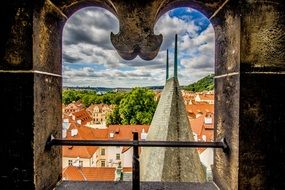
213,74,239,190
0,73,34,189
33,0,67,74
0,72,62,189
241,1,285,72
0,1,33,70
211,1,240,76
239,73,285,189
33,73,62,190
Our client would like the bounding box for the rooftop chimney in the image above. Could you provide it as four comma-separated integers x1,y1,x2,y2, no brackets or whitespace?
62,129,67,139
71,129,78,137
141,128,147,140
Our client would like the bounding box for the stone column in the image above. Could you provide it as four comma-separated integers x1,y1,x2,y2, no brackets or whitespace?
239,1,285,189
211,1,240,189
0,1,65,189
213,0,285,189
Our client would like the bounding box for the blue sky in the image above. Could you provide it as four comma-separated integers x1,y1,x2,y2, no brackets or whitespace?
62,7,214,88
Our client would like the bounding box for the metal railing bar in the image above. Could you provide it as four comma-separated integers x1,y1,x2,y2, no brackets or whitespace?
46,137,228,151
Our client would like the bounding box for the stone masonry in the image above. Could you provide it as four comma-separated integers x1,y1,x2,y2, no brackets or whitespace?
140,77,206,182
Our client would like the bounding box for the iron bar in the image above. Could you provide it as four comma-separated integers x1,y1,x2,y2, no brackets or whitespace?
132,132,140,190
46,136,228,152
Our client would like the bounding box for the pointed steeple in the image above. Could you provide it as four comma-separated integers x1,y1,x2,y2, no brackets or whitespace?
174,34,178,79
166,49,169,80
140,77,206,182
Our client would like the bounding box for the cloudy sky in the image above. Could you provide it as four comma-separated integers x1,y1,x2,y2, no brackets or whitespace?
62,7,214,88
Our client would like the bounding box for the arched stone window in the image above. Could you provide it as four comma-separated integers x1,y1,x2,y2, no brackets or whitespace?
2,1,284,190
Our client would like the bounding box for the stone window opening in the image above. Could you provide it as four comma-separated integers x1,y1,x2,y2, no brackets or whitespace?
6,0,278,189
59,2,222,188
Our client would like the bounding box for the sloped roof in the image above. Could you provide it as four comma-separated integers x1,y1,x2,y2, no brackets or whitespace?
108,125,149,140
123,167,132,173
63,166,115,181
72,109,92,125
63,125,108,158
186,104,214,116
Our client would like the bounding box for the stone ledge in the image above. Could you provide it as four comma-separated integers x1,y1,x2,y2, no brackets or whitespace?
55,181,219,190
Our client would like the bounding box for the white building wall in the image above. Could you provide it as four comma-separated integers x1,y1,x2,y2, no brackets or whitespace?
122,148,133,168
106,146,122,167
62,157,92,168
199,148,214,180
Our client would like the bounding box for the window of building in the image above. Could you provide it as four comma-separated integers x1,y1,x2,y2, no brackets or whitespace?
101,160,105,167
79,161,83,167
116,153,120,160
101,148,105,155
68,160,73,166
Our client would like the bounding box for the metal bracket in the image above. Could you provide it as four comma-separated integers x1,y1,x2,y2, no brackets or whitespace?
45,134,55,151
221,137,230,154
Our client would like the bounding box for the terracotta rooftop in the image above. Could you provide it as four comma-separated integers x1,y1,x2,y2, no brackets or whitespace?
123,167,132,173
63,123,149,158
63,125,108,158
72,109,92,125
189,116,214,142
63,166,116,181
199,94,214,101
108,125,149,140
186,103,214,116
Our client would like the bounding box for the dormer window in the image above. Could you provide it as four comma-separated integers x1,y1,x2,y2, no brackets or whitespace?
101,148,105,156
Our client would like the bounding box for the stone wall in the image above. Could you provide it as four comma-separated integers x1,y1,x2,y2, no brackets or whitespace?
0,0,284,189
239,1,285,189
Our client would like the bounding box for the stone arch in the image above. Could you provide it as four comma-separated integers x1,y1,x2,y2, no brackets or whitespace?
5,1,285,190
32,0,240,189
154,0,217,21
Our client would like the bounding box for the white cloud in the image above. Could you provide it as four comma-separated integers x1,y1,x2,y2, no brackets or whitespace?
62,7,214,87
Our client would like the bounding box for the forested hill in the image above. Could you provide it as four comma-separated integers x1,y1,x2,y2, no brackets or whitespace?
184,74,214,92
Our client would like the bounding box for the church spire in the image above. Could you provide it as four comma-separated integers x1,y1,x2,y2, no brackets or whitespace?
174,34,178,79
166,49,169,80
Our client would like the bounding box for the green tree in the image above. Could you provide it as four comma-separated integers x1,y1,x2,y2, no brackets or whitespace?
184,74,214,92
62,89,81,105
107,87,157,125
106,106,121,125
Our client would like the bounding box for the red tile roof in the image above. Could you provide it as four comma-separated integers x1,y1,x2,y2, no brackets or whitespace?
63,124,149,158
63,166,116,181
123,167,132,173
64,102,84,113
63,125,108,158
108,125,149,140
72,109,92,125
187,103,214,143
189,116,204,136
199,94,214,101
186,104,214,116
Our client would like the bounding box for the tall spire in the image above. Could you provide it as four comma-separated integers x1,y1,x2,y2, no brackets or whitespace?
174,34,178,79
166,49,169,80
140,77,206,182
